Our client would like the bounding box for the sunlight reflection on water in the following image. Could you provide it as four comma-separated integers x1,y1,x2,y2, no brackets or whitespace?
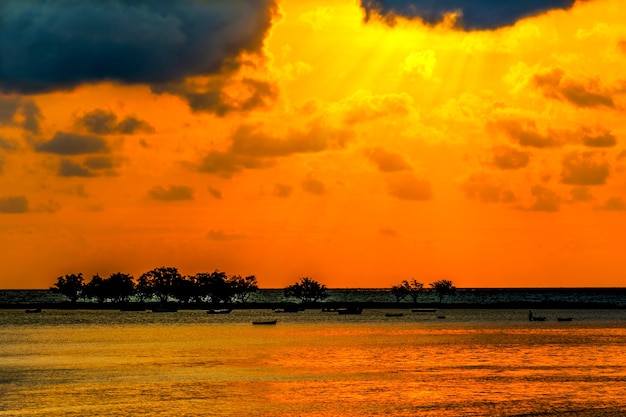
1,309,626,416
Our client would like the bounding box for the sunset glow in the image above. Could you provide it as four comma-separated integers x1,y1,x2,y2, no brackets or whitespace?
2,0,626,289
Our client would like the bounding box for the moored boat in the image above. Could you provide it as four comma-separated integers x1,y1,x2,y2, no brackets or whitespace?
252,319,277,325
25,308,42,313
337,306,363,315
206,308,232,314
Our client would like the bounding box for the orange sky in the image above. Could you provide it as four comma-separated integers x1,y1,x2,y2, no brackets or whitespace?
1,0,626,289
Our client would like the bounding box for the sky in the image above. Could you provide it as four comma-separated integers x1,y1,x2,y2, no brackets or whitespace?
1,0,626,289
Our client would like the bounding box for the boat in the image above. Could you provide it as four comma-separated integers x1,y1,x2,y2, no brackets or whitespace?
337,306,363,315
273,305,302,313
252,319,277,325
206,308,232,314
557,317,573,322
321,307,337,312
437,315,446,319
25,308,42,313
412,308,436,313
385,313,404,317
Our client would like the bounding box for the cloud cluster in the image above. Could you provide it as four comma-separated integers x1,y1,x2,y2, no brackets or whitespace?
360,0,576,30
492,146,530,170
364,147,412,172
197,123,353,178
77,109,153,135
35,132,109,155
533,68,615,108
0,195,28,213
147,185,194,202
561,151,610,185
386,173,433,201
460,173,516,204
0,96,42,134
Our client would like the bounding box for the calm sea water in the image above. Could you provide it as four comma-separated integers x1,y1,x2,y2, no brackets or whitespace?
1,309,626,417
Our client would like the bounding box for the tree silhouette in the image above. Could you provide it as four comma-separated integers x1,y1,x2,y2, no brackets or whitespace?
106,272,135,303
139,267,182,304
83,273,106,303
404,279,423,303
430,279,456,304
284,277,328,304
50,273,84,303
194,270,232,304
228,274,258,303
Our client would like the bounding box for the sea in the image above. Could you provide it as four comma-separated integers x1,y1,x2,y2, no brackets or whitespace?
2,289,626,416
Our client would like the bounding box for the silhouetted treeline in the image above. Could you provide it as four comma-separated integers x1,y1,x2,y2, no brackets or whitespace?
51,267,258,305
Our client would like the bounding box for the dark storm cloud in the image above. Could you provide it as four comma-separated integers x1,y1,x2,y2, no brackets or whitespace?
78,109,153,135
35,132,109,155
360,0,575,30
0,195,28,213
302,178,326,196
0,0,277,94
493,119,563,149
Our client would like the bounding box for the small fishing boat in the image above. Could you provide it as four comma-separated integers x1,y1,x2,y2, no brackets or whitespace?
385,313,404,317
412,308,436,313
252,319,277,325
557,317,573,322
437,315,446,319
206,308,232,314
337,307,363,315
25,308,42,313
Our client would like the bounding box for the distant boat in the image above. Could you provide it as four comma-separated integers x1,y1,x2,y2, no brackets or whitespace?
437,315,446,319
252,319,277,325
206,308,232,314
385,313,403,317
337,307,363,315
321,307,337,312
25,308,41,313
557,317,573,322
412,308,436,313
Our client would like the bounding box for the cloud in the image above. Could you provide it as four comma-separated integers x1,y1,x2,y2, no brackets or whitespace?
359,0,576,30
0,195,28,213
77,109,153,135
460,173,516,204
492,146,530,170
364,147,412,172
0,0,278,94
493,119,563,148
561,151,610,185
336,91,415,124
147,185,194,201
580,129,617,148
35,132,109,155
302,178,326,196
207,230,246,241
569,186,593,202
533,68,615,108
0,138,18,151
197,151,274,179
208,187,223,200
196,122,352,178
58,159,94,178
386,173,433,201
379,228,398,236
0,96,42,133
273,183,293,198
529,185,560,212
83,156,116,170
597,197,626,211
155,77,279,115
